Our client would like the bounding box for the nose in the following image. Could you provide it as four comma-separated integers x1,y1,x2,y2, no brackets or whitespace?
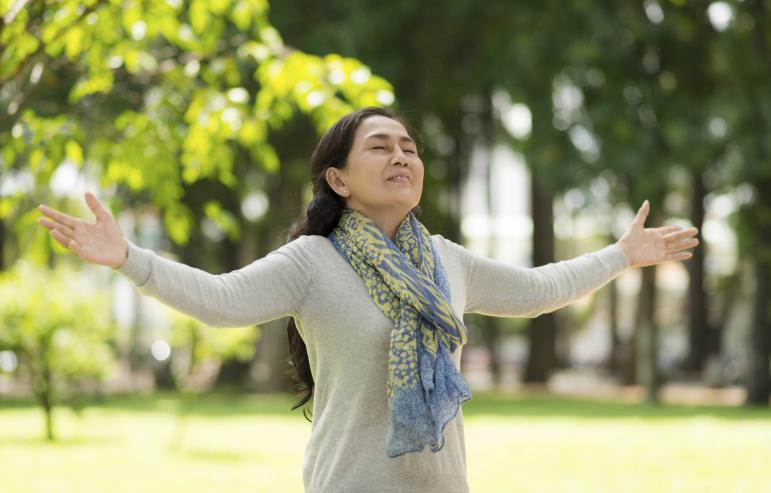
390,148,409,166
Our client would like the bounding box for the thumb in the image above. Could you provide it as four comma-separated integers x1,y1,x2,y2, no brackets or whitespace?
85,191,110,221
633,199,649,226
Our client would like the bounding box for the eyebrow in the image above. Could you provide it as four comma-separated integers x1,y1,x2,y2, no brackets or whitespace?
364,133,416,145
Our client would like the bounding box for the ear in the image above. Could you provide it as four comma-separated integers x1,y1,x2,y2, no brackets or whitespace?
325,167,350,198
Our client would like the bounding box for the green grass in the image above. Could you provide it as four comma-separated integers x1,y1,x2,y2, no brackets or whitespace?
1,391,769,492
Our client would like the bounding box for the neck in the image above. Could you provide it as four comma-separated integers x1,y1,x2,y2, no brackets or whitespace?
347,206,410,241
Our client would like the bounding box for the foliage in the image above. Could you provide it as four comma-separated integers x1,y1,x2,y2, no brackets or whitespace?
0,259,117,438
165,308,259,391
1,0,394,256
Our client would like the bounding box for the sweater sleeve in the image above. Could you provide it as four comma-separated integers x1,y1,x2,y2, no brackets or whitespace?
112,236,315,328
435,235,629,318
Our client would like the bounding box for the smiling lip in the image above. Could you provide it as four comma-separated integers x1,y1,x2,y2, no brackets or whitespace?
386,173,411,183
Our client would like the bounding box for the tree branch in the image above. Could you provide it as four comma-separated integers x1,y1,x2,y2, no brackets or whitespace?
0,0,107,86
3,0,35,25
0,59,47,126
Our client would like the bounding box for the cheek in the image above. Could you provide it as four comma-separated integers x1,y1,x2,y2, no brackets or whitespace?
415,164,425,186
353,169,380,189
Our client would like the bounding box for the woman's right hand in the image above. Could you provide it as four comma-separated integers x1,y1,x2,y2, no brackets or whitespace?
36,191,129,269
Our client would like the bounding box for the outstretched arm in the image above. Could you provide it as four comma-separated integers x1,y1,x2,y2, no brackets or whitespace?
444,200,699,318
459,241,630,318
37,192,312,327
114,239,312,327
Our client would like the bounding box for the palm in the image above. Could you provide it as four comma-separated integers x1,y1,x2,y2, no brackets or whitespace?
616,200,700,268
73,215,125,265
37,192,128,268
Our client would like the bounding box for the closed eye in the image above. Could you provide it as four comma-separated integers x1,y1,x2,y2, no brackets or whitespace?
370,146,417,154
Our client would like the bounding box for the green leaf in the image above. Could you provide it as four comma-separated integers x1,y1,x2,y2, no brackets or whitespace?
203,200,240,240
65,140,84,165
237,118,265,145
230,0,252,31
0,198,13,219
252,143,279,174
164,204,194,245
2,145,16,167
64,26,85,59
68,71,114,103
189,0,209,35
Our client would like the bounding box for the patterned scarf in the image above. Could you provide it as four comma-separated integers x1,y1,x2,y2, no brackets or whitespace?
328,208,472,458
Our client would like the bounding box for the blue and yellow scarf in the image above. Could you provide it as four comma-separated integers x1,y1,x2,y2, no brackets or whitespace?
329,208,472,458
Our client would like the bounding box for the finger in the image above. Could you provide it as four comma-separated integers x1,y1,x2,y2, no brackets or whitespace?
656,225,683,235
50,228,74,249
667,238,699,252
633,200,650,226
85,191,111,221
663,227,699,242
69,238,82,254
665,251,693,262
38,204,80,229
37,217,76,238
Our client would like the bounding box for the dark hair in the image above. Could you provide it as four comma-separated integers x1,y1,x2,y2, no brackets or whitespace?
283,106,422,421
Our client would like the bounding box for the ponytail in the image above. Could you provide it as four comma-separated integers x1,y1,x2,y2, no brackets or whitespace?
284,180,344,421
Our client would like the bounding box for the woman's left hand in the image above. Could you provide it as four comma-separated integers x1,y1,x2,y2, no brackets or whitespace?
616,200,700,269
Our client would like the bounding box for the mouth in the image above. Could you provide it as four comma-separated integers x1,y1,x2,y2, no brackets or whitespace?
387,175,411,183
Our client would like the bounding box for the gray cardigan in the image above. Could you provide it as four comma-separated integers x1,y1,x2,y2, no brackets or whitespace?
115,233,629,493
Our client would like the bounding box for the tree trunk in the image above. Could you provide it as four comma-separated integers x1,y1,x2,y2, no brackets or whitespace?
447,123,466,242
684,170,710,373
743,171,771,405
612,195,635,386
130,211,155,378
128,211,146,375
34,361,55,441
40,389,54,441
480,317,501,387
743,174,771,405
603,232,622,373
742,0,771,406
524,169,557,383
480,95,501,388
127,292,145,373
745,258,771,405
635,265,660,404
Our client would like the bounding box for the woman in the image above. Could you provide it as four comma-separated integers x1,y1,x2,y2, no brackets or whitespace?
36,106,699,492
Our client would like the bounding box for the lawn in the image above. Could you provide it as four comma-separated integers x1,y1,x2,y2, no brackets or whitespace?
1,391,769,492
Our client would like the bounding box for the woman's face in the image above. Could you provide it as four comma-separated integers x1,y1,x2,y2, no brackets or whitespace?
326,115,424,216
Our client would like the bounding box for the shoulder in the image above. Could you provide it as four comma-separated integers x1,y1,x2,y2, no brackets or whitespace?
277,234,331,251
268,234,335,266
430,233,487,279
430,233,467,258
430,233,475,271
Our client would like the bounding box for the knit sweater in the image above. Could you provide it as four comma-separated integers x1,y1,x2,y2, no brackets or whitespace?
115,233,629,493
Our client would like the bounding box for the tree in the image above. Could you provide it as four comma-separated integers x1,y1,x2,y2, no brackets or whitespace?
713,0,771,405
1,0,393,259
2,0,394,391
0,260,117,440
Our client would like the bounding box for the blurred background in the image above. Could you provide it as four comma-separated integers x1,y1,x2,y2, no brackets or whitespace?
1,1,770,492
